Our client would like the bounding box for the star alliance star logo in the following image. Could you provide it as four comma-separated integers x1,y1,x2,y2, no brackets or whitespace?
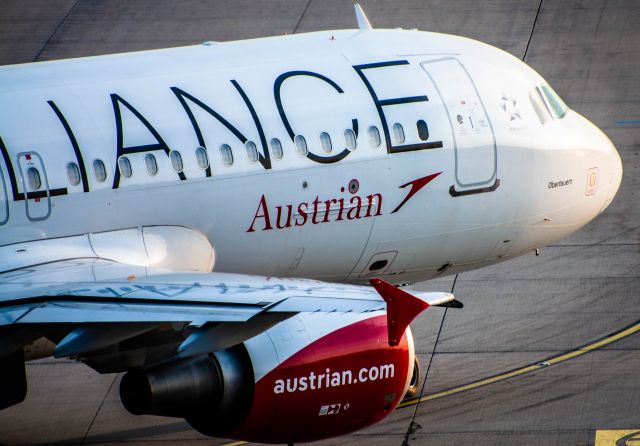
500,94,521,121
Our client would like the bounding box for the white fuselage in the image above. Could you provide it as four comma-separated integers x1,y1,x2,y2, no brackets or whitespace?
0,29,622,284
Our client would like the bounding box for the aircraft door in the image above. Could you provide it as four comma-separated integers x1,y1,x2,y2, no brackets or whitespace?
421,58,498,195
17,151,51,221
0,162,8,225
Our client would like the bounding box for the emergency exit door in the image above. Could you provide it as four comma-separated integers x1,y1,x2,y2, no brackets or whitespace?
421,58,499,195
17,151,51,221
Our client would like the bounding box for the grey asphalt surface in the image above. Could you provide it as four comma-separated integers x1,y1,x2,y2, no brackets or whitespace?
0,1,639,445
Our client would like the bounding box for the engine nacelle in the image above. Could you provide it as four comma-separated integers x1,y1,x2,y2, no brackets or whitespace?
120,312,416,443
120,345,254,435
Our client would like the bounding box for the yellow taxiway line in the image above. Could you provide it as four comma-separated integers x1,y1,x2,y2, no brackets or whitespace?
398,320,640,408
224,319,640,445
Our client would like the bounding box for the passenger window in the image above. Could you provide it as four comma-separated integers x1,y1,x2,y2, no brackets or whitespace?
26,167,41,190
294,135,308,157
66,162,81,186
529,88,551,125
220,144,234,166
93,159,107,182
416,120,429,141
319,132,332,153
368,126,381,148
170,150,183,173
392,123,405,144
245,141,258,162
195,146,209,170
270,138,283,160
118,156,132,178
344,128,357,151
144,153,158,176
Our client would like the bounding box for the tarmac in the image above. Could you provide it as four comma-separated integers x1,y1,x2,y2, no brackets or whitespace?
0,1,639,445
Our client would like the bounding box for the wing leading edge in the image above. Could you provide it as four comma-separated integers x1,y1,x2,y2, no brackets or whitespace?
0,231,454,412
1,227,455,365
0,246,401,360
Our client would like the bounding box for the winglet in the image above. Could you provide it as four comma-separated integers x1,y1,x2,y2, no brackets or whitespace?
370,278,430,346
354,3,373,30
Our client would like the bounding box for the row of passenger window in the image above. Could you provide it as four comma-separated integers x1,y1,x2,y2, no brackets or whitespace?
64,120,431,184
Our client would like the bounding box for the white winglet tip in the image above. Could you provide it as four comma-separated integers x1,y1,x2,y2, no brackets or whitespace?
354,3,373,30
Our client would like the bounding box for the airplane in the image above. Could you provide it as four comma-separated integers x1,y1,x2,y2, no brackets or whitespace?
0,4,622,444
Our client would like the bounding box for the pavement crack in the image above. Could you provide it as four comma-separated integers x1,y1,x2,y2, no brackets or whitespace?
81,372,118,444
32,0,82,62
522,0,543,61
292,0,312,34
402,274,458,445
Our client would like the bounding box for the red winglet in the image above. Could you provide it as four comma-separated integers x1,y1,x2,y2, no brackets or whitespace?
370,278,430,347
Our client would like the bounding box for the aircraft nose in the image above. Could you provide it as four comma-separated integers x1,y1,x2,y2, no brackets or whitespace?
610,138,623,195
586,122,623,216
567,112,623,223
598,129,623,213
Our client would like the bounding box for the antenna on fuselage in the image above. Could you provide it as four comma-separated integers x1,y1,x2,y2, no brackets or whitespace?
354,3,373,30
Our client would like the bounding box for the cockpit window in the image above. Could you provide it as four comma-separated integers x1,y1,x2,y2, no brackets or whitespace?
529,85,569,124
529,88,552,125
540,85,568,119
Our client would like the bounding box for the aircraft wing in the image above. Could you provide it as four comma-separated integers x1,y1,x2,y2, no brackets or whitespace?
1,259,389,322
0,258,391,362
0,226,453,371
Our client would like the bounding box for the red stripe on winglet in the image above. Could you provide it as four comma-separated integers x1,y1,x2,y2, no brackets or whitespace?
369,278,430,347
